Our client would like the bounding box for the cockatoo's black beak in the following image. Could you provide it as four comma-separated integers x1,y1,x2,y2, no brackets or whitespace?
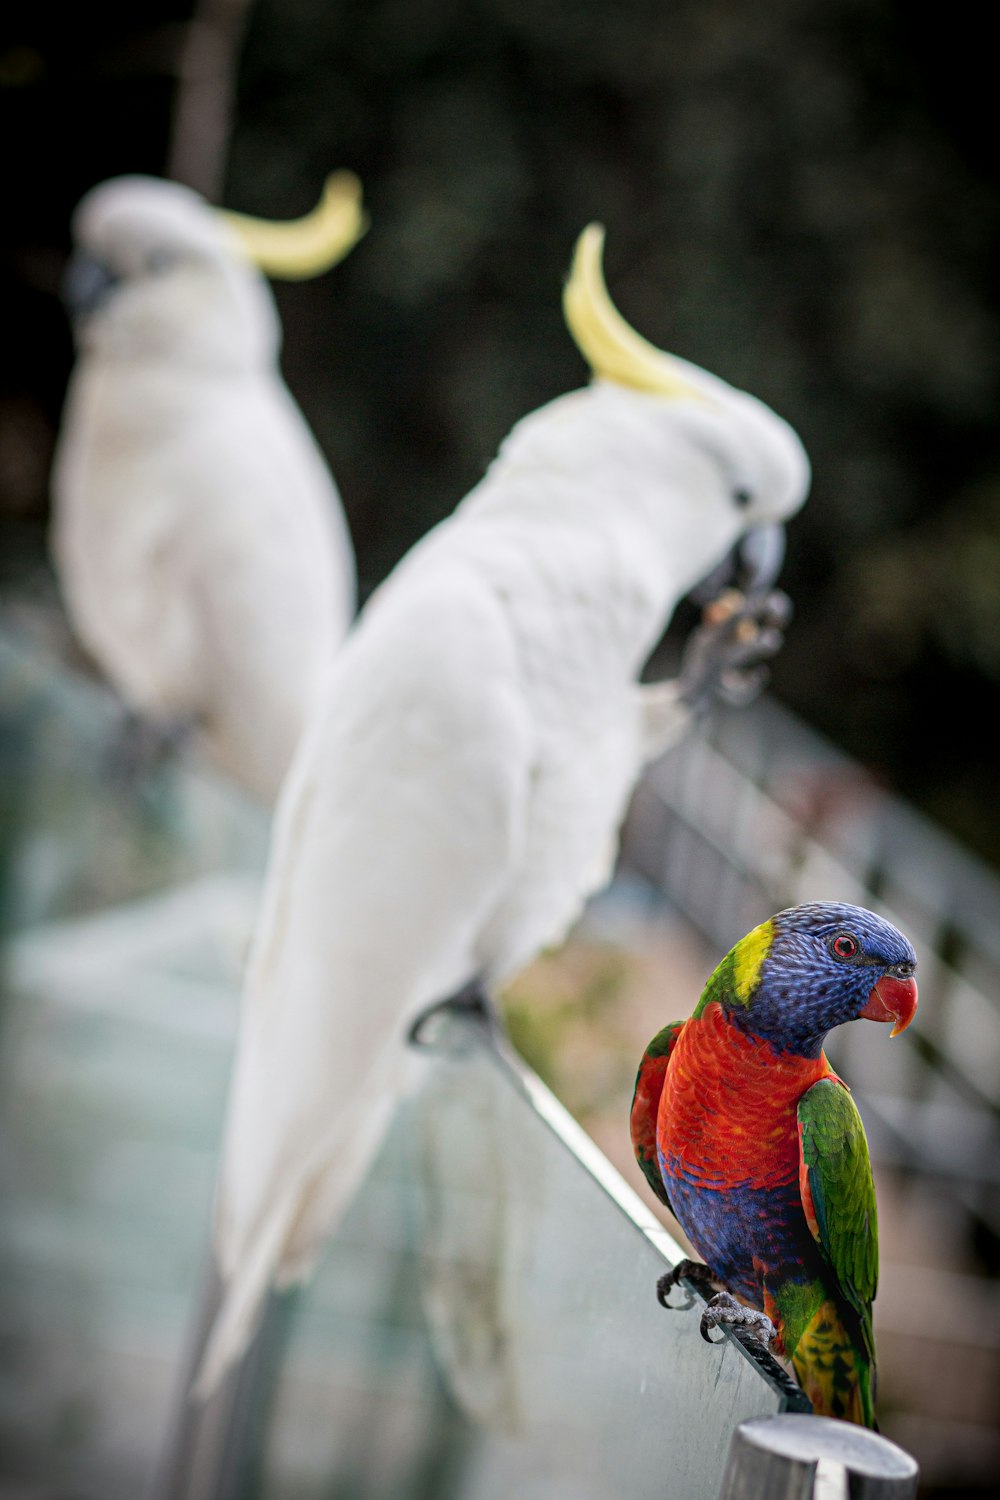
690,523,787,606
62,252,120,320
737,524,787,595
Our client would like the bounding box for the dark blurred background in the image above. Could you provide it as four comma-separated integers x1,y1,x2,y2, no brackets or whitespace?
1,0,997,846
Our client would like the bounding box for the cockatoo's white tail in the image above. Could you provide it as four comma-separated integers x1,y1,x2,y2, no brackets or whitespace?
192,571,534,1396
193,1048,404,1396
192,1187,296,1400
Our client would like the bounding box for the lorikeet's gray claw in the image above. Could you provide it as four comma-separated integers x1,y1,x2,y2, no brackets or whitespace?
678,587,793,716
700,1290,777,1347
656,1258,720,1308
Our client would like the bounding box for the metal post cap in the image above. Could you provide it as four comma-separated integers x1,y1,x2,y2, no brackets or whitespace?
720,1412,919,1500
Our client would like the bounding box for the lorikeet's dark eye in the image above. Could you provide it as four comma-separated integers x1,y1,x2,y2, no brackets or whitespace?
831,933,859,959
732,486,753,509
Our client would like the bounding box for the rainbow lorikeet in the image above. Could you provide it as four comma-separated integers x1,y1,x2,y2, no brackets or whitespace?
631,902,917,1427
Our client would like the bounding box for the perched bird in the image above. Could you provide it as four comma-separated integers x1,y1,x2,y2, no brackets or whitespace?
51,171,366,804
631,901,918,1427
194,224,812,1393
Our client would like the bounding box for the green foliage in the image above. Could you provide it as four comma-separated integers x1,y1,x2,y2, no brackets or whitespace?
500,941,634,1116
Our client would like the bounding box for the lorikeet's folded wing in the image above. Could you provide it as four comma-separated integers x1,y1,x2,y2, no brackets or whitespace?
797,1077,878,1363
630,1022,685,1209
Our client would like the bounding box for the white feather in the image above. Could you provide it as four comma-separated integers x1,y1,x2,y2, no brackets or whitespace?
50,176,355,803
198,360,811,1391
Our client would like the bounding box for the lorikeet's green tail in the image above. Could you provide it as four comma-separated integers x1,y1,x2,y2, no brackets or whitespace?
795,1078,880,1428
789,1295,877,1428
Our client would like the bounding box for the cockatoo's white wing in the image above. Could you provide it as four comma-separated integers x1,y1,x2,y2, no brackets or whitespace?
52,359,195,713
197,564,533,1392
169,380,355,800
53,366,354,801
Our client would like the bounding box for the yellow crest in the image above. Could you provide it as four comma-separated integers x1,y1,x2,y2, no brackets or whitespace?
562,224,704,400
218,171,367,281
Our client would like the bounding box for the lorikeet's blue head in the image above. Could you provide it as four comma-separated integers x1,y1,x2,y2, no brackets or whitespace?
706,901,918,1057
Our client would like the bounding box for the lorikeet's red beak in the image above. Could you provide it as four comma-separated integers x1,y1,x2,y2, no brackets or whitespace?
860,975,918,1036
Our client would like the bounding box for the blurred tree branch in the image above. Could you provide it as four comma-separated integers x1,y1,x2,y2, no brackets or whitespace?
167,0,252,201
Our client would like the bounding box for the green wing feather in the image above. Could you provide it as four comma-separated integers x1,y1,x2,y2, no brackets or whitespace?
630,1022,684,1210
797,1078,878,1362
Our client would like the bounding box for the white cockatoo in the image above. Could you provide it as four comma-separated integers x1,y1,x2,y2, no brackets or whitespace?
50,172,366,804
194,225,811,1392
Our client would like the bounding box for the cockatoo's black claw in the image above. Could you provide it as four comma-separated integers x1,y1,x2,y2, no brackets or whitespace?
678,586,794,715
717,669,767,708
407,981,504,1049
759,588,794,631
103,708,195,789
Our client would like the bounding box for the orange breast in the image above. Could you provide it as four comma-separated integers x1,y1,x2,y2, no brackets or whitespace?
657,1002,836,1191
